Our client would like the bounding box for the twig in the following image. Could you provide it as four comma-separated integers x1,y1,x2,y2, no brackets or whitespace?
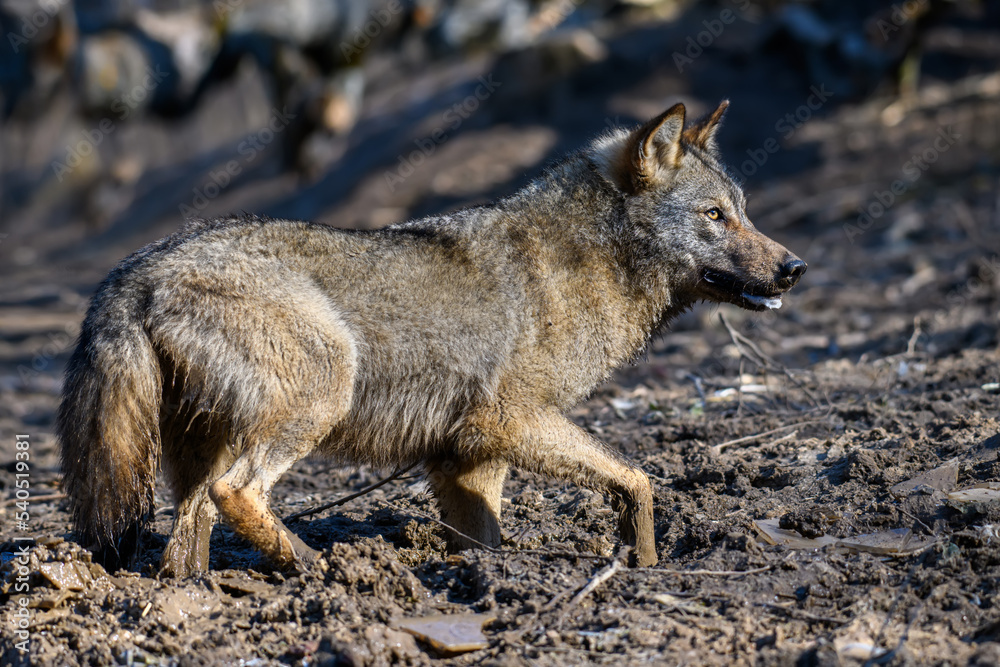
685,373,707,407
719,313,821,408
553,548,628,627
762,430,798,448
389,503,504,553
756,602,848,626
896,506,934,535
631,564,774,577
2,492,66,506
906,316,922,356
737,357,746,416
565,548,627,610
720,312,776,369
388,503,612,560
284,463,418,522
644,470,673,485
711,420,825,454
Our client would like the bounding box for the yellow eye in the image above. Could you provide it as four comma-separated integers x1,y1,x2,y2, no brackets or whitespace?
705,208,723,221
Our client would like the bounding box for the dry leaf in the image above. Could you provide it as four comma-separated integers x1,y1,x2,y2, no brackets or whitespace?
948,483,1000,504
890,461,958,497
753,519,838,549
398,613,495,655
836,528,934,556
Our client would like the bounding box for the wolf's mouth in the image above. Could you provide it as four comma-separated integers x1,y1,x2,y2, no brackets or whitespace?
702,270,784,310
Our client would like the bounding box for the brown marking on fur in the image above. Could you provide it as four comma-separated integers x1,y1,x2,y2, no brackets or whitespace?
725,220,797,292
209,479,319,568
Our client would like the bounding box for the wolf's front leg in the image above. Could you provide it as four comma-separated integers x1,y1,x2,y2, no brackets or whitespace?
464,407,657,567
426,458,509,552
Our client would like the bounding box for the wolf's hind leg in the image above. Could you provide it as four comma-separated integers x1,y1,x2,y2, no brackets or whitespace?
208,336,357,569
160,419,234,577
154,271,357,570
162,481,226,577
209,445,322,570
427,458,508,551
209,365,356,569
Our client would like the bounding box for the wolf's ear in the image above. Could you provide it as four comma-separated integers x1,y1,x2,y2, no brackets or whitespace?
635,103,685,180
610,103,685,193
593,103,686,193
682,100,729,154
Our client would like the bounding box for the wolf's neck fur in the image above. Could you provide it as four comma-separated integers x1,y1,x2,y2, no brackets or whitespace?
498,149,690,367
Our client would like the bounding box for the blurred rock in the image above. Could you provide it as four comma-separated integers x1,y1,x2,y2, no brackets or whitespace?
0,0,76,118
133,7,219,103
77,31,155,116
429,0,532,53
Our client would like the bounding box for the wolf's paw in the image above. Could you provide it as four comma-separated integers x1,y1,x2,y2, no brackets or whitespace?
273,519,321,572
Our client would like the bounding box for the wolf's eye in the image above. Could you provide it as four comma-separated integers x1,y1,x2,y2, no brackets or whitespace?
705,208,724,221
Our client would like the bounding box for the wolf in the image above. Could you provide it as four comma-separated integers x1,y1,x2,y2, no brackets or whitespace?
57,100,805,576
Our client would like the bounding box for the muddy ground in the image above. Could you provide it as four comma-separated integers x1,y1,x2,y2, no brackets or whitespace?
2,3,1000,666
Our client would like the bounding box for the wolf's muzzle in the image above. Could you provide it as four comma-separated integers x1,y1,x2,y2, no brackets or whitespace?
777,257,807,289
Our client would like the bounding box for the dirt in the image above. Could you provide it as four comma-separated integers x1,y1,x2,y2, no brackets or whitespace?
2,4,1000,666
4,347,1000,667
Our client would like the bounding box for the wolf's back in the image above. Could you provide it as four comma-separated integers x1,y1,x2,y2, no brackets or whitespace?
57,268,162,570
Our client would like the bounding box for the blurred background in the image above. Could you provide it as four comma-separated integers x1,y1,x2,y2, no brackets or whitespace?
0,0,998,410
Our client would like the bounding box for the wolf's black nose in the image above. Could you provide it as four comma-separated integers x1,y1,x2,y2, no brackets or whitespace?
778,258,807,288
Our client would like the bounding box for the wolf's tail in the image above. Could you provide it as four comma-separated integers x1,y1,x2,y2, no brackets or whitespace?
57,287,161,570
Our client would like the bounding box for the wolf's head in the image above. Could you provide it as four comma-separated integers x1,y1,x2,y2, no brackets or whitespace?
592,101,805,312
